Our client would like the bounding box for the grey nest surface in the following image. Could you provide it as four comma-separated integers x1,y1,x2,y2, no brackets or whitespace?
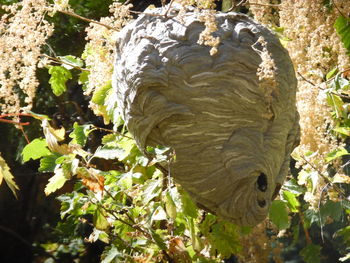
112,5,300,226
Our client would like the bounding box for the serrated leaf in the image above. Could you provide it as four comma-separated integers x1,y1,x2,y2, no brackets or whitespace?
300,244,321,263
326,147,349,162
94,146,123,160
208,221,241,257
44,168,69,195
269,200,290,230
39,153,60,172
69,122,91,146
335,15,350,52
92,82,112,105
0,155,19,197
320,200,342,222
94,207,109,230
22,138,51,162
282,190,300,213
48,66,72,96
101,246,121,263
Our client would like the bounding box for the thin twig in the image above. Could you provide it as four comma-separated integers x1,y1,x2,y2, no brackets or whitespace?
297,72,316,86
91,125,134,140
228,0,246,12
42,54,89,72
57,10,117,30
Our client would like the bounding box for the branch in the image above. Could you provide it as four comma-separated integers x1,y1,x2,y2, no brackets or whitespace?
57,10,117,31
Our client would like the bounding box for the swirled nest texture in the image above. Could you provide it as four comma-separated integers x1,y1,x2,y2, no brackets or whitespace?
112,6,299,226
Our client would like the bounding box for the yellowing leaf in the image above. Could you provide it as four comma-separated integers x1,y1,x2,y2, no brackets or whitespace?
42,119,70,155
333,173,350,184
0,155,19,197
44,168,69,195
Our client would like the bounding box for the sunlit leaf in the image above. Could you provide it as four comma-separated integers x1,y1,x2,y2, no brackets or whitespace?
333,127,350,137
151,205,167,221
48,65,72,96
69,122,91,146
335,15,350,52
165,190,177,219
44,168,69,195
39,153,60,172
326,67,338,80
269,200,290,230
22,138,51,162
179,188,198,218
58,55,84,69
325,147,349,162
94,207,109,230
101,246,121,263
92,82,112,105
282,190,300,213
0,155,19,197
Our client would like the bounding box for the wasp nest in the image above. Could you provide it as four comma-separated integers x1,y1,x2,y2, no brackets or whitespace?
112,6,299,226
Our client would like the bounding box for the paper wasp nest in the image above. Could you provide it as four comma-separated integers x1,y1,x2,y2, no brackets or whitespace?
112,6,299,226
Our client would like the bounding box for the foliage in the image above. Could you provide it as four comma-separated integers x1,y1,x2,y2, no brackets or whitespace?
1,0,350,262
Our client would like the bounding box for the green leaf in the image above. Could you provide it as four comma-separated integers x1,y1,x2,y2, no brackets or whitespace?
326,93,344,118
22,138,51,162
94,208,109,230
269,200,290,229
69,122,91,146
92,82,112,105
101,246,122,263
300,244,321,263
48,65,72,96
58,55,84,69
142,178,162,204
282,179,305,195
335,226,350,246
0,155,19,197
326,67,338,80
325,147,349,162
320,200,342,222
78,71,89,91
282,190,300,213
93,146,123,160
179,188,198,218
208,221,241,258
150,230,167,250
334,127,350,137
44,168,69,195
165,190,177,219
39,153,60,172
335,15,350,52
